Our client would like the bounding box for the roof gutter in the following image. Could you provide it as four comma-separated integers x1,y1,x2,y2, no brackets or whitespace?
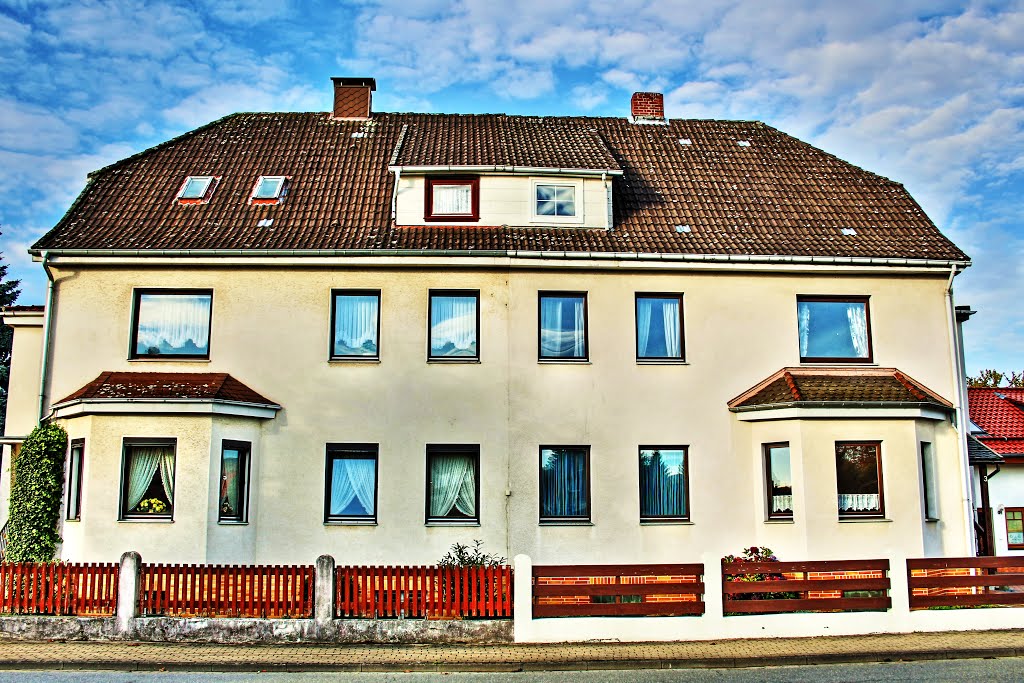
729,400,953,413
387,165,623,176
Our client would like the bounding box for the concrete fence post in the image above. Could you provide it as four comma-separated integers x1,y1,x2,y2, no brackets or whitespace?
512,554,532,642
314,554,336,629
887,554,911,622
116,551,141,637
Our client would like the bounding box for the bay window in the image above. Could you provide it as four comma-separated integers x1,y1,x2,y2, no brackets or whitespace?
540,446,590,522
218,440,250,523
426,445,479,524
66,439,84,521
797,296,872,363
764,443,793,519
120,439,175,520
539,292,587,360
639,447,688,521
836,441,884,517
131,289,212,359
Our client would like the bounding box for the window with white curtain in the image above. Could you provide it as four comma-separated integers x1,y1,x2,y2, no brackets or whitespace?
429,291,479,359
332,290,380,358
66,439,84,521
132,290,212,358
425,177,479,221
635,294,683,360
836,441,884,517
764,443,793,520
639,447,688,521
797,296,872,362
325,445,378,523
120,439,175,519
539,447,590,522
219,441,250,523
539,292,587,360
426,446,479,523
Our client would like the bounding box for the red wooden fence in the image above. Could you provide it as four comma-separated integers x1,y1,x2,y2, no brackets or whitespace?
532,564,705,618
0,562,118,616
335,565,513,619
723,559,890,615
907,557,1024,609
140,564,314,618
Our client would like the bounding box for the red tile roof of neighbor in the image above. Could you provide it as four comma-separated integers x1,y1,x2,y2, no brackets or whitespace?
54,372,278,407
968,388,1024,457
31,112,968,262
729,367,952,411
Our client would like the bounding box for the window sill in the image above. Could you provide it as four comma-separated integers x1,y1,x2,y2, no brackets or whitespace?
65,519,81,523
640,520,693,526
128,357,211,363
538,359,591,365
426,521,480,527
118,518,174,523
924,518,940,523
539,520,593,526
636,359,688,365
800,362,878,367
324,520,377,526
329,358,380,364
217,521,249,526
427,358,481,364
838,517,892,523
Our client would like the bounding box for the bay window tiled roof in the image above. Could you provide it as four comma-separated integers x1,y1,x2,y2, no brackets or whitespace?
55,372,278,407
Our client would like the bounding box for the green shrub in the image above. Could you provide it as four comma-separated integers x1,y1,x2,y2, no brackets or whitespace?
6,423,67,562
437,540,507,568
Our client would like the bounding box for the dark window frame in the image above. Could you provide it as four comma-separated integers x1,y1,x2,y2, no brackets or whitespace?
920,441,938,521
129,288,214,360
638,445,690,523
427,289,481,361
539,445,591,523
537,291,589,362
118,438,177,521
835,441,885,518
796,295,873,364
424,176,480,222
66,438,85,521
330,289,382,360
763,442,793,520
425,444,481,525
1006,507,1024,550
324,443,379,524
634,292,685,361
218,440,251,524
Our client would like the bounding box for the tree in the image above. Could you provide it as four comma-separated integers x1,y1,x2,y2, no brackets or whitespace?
968,369,1024,388
0,227,21,435
6,422,67,562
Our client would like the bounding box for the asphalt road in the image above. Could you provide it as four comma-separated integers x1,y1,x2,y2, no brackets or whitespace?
2,656,1023,682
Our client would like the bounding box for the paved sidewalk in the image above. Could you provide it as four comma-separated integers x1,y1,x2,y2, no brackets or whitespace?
0,630,1021,673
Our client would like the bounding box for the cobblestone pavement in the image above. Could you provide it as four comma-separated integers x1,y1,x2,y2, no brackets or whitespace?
0,630,1021,672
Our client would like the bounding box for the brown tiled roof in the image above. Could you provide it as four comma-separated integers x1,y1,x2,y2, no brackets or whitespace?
55,372,278,407
32,112,967,261
729,367,953,411
2,305,44,313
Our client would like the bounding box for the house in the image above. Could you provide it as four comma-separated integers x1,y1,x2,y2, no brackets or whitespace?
967,387,1024,556
1,78,975,567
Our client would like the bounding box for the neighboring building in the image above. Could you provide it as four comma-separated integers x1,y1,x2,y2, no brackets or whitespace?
2,78,975,566
968,388,1024,556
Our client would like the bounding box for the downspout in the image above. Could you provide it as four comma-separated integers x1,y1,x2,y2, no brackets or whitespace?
390,167,401,222
946,263,975,555
602,172,612,231
37,251,56,424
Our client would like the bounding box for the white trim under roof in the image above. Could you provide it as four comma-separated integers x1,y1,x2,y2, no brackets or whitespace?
1,309,45,327
51,398,280,420
388,165,623,176
734,406,950,422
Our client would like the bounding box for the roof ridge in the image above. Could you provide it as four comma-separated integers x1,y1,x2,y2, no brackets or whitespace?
893,371,927,401
783,371,802,401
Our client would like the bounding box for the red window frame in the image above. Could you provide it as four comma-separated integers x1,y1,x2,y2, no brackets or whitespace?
424,177,480,222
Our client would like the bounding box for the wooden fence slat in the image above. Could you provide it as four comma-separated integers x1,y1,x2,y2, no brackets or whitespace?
726,596,892,613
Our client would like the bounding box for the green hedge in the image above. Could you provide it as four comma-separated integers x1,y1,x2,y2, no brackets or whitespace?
6,423,67,562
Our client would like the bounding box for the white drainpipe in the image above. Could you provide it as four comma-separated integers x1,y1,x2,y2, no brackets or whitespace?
37,251,56,424
945,263,975,554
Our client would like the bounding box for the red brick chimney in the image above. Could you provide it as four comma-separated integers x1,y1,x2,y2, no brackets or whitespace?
331,77,376,120
630,92,665,123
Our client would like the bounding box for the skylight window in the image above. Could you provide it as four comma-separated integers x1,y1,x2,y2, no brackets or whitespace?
251,176,288,204
176,176,217,204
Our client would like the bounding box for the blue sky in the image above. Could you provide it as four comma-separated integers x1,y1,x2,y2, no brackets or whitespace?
0,0,1021,374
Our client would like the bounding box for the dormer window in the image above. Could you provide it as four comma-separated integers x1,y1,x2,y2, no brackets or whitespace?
251,176,288,204
425,177,479,222
176,176,217,204
532,180,583,223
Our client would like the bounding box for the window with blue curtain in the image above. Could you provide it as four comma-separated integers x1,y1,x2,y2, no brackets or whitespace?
797,296,871,362
539,293,587,359
332,291,380,358
639,448,687,520
325,445,378,523
539,447,589,521
429,291,479,359
635,294,683,359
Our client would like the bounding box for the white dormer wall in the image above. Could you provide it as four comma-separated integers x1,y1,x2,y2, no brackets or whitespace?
394,173,612,229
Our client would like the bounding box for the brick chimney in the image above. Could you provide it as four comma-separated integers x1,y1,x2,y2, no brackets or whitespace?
331,77,376,120
630,91,665,123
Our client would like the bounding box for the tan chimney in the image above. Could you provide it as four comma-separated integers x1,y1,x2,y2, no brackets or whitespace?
630,91,665,123
331,77,376,120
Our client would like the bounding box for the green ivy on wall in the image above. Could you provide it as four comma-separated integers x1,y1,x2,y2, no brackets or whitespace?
6,423,67,562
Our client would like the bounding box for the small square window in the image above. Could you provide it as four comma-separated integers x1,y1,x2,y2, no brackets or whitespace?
120,439,175,520
177,176,217,203
636,294,684,360
425,177,479,222
540,446,590,522
836,441,883,517
535,184,576,217
1006,508,1024,549
797,296,872,363
331,290,380,359
639,447,688,521
764,443,792,520
426,445,480,524
325,444,378,523
429,290,479,360
66,439,85,521
539,292,588,360
218,440,250,523
251,176,288,204
131,289,212,359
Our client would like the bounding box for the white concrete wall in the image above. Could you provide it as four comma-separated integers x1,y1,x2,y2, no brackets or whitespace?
974,462,1024,556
